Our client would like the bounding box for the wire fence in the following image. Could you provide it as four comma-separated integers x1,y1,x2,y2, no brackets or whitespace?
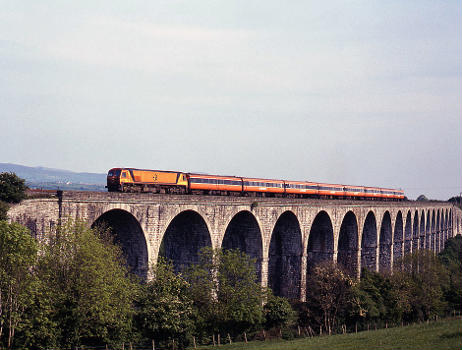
28,313,461,350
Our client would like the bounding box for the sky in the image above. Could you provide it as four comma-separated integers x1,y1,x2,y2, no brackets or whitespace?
1,1,461,200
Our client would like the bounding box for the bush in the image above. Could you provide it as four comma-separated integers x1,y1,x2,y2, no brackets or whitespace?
264,294,295,330
0,172,27,203
0,201,9,221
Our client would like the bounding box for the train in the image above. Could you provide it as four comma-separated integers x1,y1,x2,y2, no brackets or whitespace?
106,167,405,200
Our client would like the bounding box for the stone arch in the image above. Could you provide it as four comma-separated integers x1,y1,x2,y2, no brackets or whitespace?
379,211,392,272
268,211,303,299
444,209,448,229
361,211,377,272
222,210,263,282
404,211,412,255
393,211,404,264
436,210,441,252
412,210,419,253
441,210,447,249
160,210,212,272
431,210,436,251
307,211,334,274
426,210,431,250
92,209,148,279
337,211,359,276
419,210,426,250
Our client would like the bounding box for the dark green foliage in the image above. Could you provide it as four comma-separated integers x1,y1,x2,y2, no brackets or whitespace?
16,219,138,349
439,235,462,312
0,172,27,203
306,261,356,334
264,294,295,329
448,196,462,209
439,234,462,266
0,201,9,220
355,249,450,329
136,258,193,349
0,221,38,348
400,250,448,321
185,248,264,338
356,269,395,323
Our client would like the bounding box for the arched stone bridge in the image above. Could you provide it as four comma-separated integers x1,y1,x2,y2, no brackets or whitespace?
9,191,462,301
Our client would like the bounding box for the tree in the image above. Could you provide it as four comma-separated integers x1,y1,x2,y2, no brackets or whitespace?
438,235,462,312
18,219,137,349
0,201,9,221
185,248,264,338
306,261,355,334
0,221,38,349
264,294,295,330
448,196,462,209
0,173,27,204
136,258,193,349
397,250,448,321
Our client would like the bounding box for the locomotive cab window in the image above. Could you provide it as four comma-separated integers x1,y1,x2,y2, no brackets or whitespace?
122,172,127,178
108,169,121,177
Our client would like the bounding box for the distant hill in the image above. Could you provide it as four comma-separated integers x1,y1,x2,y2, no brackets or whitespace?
0,163,106,191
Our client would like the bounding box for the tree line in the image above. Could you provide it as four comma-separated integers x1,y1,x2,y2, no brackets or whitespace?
1,216,461,350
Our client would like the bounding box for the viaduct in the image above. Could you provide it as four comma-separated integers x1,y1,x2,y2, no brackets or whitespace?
9,191,462,301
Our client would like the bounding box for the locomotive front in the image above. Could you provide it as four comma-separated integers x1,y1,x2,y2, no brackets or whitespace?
106,168,122,191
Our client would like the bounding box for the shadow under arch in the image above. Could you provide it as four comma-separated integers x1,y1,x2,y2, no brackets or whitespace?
307,210,334,275
268,211,303,299
92,209,148,280
337,211,359,276
419,210,426,250
379,211,392,273
412,210,419,253
404,211,412,255
222,210,263,282
160,210,212,273
361,211,377,273
393,211,404,264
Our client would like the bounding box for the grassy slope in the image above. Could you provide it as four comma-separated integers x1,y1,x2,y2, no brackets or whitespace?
201,318,461,350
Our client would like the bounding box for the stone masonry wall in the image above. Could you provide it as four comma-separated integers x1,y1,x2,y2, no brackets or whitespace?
8,191,460,300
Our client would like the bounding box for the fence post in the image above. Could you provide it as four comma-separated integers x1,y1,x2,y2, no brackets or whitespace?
152,339,155,350
193,336,197,349
244,332,248,343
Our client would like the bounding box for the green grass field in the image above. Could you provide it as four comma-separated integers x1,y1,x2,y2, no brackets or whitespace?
200,318,461,350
